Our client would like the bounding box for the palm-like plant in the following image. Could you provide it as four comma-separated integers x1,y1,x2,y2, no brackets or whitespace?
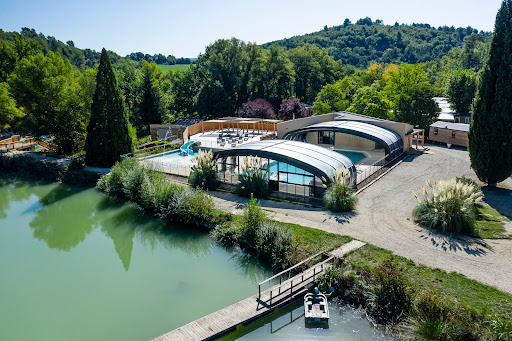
237,156,270,198
323,167,358,212
188,150,218,190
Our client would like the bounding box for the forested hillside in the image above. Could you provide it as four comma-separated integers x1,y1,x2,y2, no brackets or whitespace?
0,28,191,70
0,28,137,70
263,18,491,68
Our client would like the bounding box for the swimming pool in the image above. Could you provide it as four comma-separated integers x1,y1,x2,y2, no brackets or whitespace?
334,150,367,164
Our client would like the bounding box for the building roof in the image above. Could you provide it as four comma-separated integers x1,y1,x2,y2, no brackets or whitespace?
282,120,403,159
453,112,472,117
430,121,470,132
438,113,455,121
174,118,203,127
213,140,356,186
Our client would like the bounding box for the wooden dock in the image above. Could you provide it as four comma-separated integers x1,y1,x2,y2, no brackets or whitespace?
152,240,366,341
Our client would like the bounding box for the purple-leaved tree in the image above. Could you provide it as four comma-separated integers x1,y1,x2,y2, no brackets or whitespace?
238,98,276,119
277,98,313,120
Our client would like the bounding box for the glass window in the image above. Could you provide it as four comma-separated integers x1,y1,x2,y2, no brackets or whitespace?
320,131,334,145
434,128,438,135
452,131,456,138
465,117,469,124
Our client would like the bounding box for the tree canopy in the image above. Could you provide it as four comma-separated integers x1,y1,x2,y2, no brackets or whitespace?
85,49,133,167
469,0,512,185
263,19,491,68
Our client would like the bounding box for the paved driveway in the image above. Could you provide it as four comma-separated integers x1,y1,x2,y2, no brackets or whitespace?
210,145,512,294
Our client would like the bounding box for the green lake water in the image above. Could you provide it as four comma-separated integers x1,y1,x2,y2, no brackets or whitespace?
0,181,274,341
0,181,391,341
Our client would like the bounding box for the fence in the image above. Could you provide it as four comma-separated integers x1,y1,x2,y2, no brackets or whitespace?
355,156,388,184
140,155,191,177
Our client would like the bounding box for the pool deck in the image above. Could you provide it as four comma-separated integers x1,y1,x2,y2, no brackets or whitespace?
151,240,365,341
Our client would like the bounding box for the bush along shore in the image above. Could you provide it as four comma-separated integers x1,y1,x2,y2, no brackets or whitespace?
97,159,512,339
0,152,103,186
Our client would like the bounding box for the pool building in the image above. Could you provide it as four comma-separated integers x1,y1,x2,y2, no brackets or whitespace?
141,113,424,199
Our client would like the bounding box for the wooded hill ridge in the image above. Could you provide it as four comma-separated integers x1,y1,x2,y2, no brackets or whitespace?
2,18,492,71
0,28,191,70
262,18,492,68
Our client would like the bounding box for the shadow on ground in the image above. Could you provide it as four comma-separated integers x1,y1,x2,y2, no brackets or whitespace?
417,226,492,257
481,186,512,221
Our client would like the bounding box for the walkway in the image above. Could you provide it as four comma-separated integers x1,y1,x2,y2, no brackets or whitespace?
209,145,512,294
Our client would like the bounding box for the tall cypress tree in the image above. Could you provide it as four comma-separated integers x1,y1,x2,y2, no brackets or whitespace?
85,48,133,167
468,0,512,185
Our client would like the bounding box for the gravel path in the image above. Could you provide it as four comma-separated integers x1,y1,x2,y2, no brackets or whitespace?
209,144,512,294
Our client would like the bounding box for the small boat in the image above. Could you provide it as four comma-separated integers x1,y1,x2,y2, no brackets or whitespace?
304,290,330,324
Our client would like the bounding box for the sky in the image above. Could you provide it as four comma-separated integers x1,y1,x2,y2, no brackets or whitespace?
0,0,504,58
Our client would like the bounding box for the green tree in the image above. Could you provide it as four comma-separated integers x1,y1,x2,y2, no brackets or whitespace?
313,77,358,114
8,52,89,153
445,69,477,112
396,83,439,130
134,61,163,136
85,48,133,167
289,44,339,103
384,63,430,102
347,85,392,119
469,0,512,185
0,82,24,130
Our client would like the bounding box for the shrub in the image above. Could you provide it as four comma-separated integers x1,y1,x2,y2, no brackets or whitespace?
406,291,450,340
140,172,184,212
101,158,139,197
317,266,344,293
121,161,147,201
365,258,412,324
237,157,270,198
188,149,218,190
255,221,293,269
323,168,358,212
240,195,267,243
162,187,215,227
210,222,241,246
412,178,483,235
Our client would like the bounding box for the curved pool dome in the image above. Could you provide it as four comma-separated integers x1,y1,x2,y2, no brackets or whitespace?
283,120,403,160
213,140,356,186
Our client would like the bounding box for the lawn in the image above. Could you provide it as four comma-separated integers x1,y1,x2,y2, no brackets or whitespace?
157,64,191,73
474,203,511,239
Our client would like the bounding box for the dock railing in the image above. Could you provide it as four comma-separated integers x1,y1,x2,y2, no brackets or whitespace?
258,250,331,303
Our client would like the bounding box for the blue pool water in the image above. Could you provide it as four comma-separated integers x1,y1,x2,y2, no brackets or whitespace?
334,150,367,164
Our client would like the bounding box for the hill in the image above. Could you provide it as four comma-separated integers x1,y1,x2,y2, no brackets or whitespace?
263,18,492,68
0,27,134,70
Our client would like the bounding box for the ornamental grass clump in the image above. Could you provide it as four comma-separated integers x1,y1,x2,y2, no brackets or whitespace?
412,178,483,235
188,150,218,190
237,157,270,198
323,168,358,212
